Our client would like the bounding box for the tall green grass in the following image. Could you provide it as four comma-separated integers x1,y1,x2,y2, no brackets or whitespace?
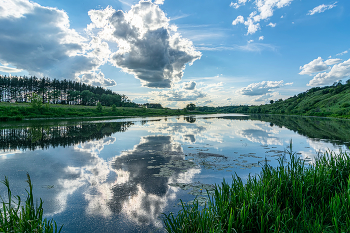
0,174,63,233
163,144,350,232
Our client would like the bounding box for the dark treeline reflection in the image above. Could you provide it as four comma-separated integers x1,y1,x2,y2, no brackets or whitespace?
0,122,133,151
211,114,350,146
250,114,350,144
184,116,196,123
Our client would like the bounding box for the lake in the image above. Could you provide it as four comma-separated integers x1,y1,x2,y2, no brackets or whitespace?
1,114,350,232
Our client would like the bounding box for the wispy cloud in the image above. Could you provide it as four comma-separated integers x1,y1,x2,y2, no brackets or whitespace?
196,42,276,52
307,2,337,15
0,65,22,73
336,50,348,56
170,14,191,21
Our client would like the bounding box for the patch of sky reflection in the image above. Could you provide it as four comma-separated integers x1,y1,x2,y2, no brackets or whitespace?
0,114,349,232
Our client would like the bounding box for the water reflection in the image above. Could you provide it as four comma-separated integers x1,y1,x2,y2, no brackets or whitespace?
0,122,132,151
110,136,200,226
1,114,350,232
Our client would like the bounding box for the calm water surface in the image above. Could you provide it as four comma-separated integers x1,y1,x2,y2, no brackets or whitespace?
1,114,350,232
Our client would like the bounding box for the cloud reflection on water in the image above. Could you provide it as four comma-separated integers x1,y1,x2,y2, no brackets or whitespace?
109,135,200,226
1,115,350,232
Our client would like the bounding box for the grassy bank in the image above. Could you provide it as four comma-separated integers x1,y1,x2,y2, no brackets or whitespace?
0,102,200,121
0,174,63,232
163,145,350,232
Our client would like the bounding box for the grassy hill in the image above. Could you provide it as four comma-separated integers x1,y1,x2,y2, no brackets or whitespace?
251,81,350,117
197,80,350,118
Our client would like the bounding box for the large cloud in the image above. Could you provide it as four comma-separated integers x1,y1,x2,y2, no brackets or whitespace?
88,1,201,88
307,59,350,86
231,0,293,35
0,0,115,86
239,80,287,96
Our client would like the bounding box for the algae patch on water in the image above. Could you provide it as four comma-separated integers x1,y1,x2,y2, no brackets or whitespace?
168,182,216,206
148,159,198,177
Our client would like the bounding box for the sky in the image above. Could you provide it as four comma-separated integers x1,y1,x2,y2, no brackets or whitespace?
0,0,349,108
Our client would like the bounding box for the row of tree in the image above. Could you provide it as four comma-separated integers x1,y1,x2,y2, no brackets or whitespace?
0,75,138,107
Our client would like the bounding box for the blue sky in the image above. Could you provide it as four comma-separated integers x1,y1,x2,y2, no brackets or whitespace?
0,0,349,108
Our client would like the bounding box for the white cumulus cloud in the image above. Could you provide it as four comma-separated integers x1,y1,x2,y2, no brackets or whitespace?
231,0,293,35
183,81,196,90
230,0,250,9
0,0,115,86
87,1,201,88
239,80,286,96
232,15,245,25
307,59,350,86
151,88,206,102
154,0,164,5
325,58,342,66
299,57,329,75
307,2,337,15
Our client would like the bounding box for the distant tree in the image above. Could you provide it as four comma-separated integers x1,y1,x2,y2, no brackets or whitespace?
270,100,274,104
186,103,196,111
30,93,43,110
96,102,102,112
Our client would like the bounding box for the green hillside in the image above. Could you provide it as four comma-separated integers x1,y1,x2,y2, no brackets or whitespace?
197,80,350,118
251,80,350,117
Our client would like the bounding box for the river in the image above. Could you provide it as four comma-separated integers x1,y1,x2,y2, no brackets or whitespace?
1,114,350,232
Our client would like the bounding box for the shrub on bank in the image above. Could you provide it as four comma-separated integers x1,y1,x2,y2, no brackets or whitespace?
163,145,350,232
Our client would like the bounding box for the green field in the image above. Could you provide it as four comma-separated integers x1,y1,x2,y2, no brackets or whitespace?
0,102,198,121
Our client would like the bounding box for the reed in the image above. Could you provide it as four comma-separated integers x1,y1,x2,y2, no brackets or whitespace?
0,173,63,233
163,143,350,232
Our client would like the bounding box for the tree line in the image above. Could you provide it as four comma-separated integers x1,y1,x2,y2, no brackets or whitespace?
0,75,138,107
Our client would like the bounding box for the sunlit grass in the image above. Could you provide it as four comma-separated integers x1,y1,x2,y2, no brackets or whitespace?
0,174,63,233
163,143,350,232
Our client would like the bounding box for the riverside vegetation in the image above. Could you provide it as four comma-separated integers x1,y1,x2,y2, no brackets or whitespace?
2,76,350,121
196,79,350,119
0,174,63,233
163,144,350,232
0,101,197,121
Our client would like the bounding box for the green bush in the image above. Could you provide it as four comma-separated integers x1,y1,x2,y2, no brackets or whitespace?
96,102,102,112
